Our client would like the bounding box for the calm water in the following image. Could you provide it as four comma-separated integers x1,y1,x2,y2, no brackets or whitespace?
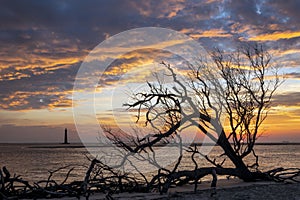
0,143,299,183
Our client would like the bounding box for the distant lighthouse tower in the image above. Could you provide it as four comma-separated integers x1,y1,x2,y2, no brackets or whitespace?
63,128,70,144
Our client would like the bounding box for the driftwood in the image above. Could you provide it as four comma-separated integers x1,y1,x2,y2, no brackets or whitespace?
0,158,147,199
0,156,299,199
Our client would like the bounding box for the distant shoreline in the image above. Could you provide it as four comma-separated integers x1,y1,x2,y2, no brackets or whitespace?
17,142,300,149
1,142,300,149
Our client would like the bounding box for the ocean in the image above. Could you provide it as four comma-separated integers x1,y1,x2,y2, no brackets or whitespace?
0,143,299,184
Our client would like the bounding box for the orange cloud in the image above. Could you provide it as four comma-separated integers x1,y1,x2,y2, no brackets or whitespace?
0,54,82,82
0,71,31,81
48,96,73,109
167,11,177,18
129,0,185,19
182,29,231,39
0,89,74,111
87,38,190,63
249,31,300,41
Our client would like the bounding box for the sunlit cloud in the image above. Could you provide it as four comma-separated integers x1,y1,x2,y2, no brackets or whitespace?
85,37,191,64
0,90,73,111
97,49,174,87
249,31,300,41
129,0,186,19
181,28,231,39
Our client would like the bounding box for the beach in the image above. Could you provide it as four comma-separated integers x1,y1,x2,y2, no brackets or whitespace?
42,179,300,200
166,182,300,200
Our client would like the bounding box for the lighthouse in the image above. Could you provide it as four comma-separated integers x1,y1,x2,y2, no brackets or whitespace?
63,128,70,144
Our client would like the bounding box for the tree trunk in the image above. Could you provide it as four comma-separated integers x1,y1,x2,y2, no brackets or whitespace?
217,131,254,181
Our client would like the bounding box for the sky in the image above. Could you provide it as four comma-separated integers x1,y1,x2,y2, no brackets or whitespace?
0,0,299,143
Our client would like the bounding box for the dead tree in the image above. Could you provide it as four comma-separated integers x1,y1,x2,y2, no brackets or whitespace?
1,45,299,199
105,44,300,192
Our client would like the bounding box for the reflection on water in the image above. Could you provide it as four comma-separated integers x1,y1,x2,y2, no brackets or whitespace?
0,143,299,183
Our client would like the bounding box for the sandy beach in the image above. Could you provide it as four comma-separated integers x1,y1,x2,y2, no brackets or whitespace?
45,179,300,200
166,182,300,200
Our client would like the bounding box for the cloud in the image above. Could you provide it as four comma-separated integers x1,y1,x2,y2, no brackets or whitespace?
249,31,300,41
98,48,177,87
281,49,300,55
0,63,79,111
284,72,300,80
181,29,232,39
0,88,74,111
272,92,300,107
85,37,190,63
266,1,300,24
129,0,186,19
